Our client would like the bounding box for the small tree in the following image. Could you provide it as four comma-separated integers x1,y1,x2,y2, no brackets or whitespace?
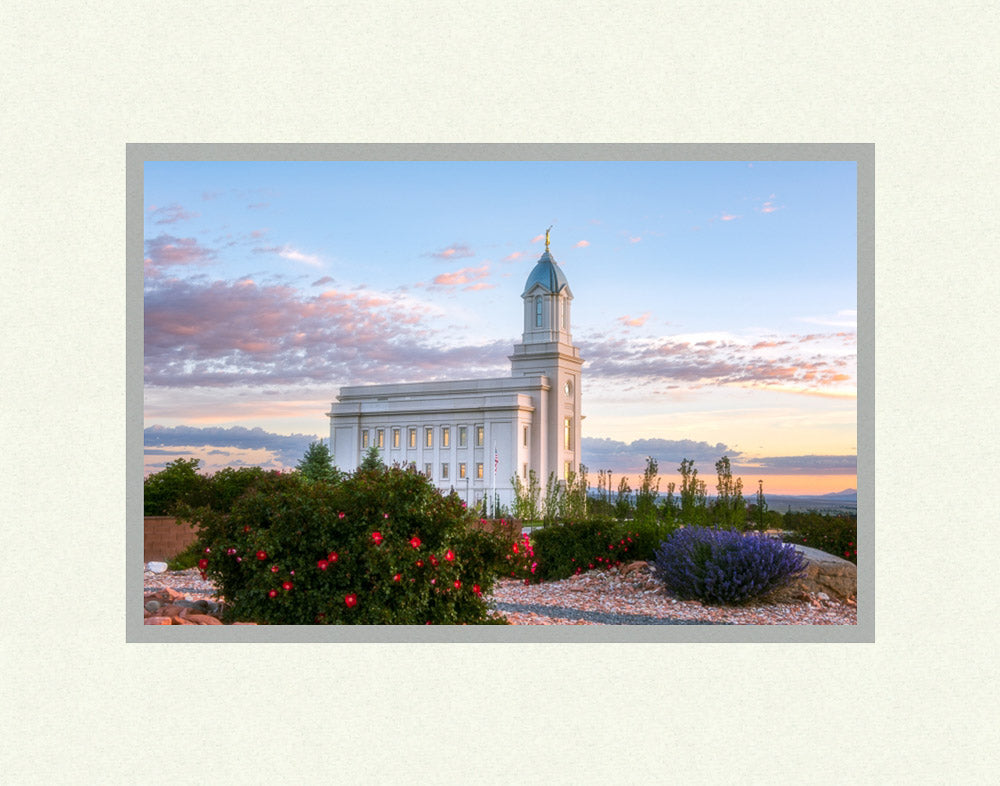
634,457,660,526
614,476,633,521
144,457,207,515
713,456,746,530
358,445,384,472
542,472,563,525
678,459,708,526
511,469,541,522
297,440,340,484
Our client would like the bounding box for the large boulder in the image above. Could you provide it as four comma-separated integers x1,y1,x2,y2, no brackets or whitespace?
788,544,857,600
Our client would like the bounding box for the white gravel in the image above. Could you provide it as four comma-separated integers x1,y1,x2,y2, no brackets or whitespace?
144,565,857,626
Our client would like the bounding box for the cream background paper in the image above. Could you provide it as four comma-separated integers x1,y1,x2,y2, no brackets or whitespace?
3,1,998,782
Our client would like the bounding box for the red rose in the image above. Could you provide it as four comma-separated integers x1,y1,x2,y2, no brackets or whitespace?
327,551,339,562
345,593,357,607
444,549,455,562
197,558,208,570
409,536,421,549
371,531,383,545
338,512,345,519
416,560,424,567
317,560,329,570
393,573,402,582
453,580,461,589
256,550,267,561
282,581,293,591
270,565,279,573
268,589,277,598
472,584,481,595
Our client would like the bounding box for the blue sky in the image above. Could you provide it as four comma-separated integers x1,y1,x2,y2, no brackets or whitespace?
144,158,857,494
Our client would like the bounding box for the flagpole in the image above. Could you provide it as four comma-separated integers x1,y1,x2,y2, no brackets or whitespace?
492,441,497,518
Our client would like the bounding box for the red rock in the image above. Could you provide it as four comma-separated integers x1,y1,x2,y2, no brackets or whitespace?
171,616,196,624
185,614,222,625
144,617,172,625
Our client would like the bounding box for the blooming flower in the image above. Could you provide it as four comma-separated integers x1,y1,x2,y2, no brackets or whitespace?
444,549,455,562
268,589,278,598
256,550,267,561
338,512,346,519
282,581,293,591
453,580,461,589
393,573,401,582
203,547,211,554
270,565,279,573
409,536,421,549
197,558,208,570
317,560,329,570
383,513,389,519
372,531,384,545
226,548,236,555
327,551,339,562
345,593,357,607
472,584,481,595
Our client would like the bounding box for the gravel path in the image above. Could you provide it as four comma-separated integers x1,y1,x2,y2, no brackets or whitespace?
144,565,857,626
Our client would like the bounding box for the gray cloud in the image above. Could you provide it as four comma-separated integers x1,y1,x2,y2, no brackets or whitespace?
144,425,320,466
582,437,738,474
733,455,857,475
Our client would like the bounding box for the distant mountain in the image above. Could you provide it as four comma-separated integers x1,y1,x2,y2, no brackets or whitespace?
819,488,857,499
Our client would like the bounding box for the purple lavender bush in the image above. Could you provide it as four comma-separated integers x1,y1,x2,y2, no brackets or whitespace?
653,527,808,605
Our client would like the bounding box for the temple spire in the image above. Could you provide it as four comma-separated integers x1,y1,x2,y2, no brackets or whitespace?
545,225,552,251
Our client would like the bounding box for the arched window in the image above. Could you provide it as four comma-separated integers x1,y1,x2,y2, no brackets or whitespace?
535,296,543,327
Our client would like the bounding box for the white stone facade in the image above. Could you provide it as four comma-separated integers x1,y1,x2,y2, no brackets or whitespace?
327,241,583,510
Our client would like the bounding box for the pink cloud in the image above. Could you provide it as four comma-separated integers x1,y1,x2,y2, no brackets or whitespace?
502,252,525,262
531,234,545,243
617,313,650,328
149,203,198,225
574,240,590,248
464,282,496,291
432,263,490,287
144,234,216,271
427,244,474,260
720,213,740,221
627,236,641,243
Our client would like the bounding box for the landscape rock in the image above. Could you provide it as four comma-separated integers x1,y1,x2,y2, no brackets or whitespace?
146,562,169,574
145,617,172,625
185,613,223,625
620,561,652,579
144,600,161,613
789,544,857,600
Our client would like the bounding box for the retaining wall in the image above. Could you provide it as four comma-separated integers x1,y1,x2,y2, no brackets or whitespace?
144,516,201,562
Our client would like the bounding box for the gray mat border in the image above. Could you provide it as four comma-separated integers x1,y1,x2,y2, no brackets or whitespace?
128,142,873,643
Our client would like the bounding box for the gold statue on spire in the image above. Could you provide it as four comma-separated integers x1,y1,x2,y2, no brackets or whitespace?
545,225,552,251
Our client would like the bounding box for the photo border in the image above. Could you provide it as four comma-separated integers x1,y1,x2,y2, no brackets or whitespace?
128,142,873,643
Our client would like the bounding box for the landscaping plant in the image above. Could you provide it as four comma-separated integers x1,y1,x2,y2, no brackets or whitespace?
180,464,509,624
653,526,808,605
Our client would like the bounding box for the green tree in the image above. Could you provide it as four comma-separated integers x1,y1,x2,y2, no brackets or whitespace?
678,458,707,526
297,440,340,483
713,456,746,530
634,457,660,526
614,475,633,521
659,481,679,523
144,457,207,516
358,445,384,472
511,469,542,522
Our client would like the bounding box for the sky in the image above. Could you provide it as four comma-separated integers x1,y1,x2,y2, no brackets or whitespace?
143,159,857,495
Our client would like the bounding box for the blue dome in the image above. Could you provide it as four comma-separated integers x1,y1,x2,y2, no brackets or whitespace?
521,249,569,295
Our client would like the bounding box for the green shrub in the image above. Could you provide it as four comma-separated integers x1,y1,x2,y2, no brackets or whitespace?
780,511,857,564
183,464,508,624
529,517,673,582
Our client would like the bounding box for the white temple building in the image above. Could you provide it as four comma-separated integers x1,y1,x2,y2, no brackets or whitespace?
327,232,583,510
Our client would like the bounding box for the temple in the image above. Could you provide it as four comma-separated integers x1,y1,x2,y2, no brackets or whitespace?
327,238,583,509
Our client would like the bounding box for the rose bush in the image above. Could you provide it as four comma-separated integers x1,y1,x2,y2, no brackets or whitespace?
180,464,508,624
